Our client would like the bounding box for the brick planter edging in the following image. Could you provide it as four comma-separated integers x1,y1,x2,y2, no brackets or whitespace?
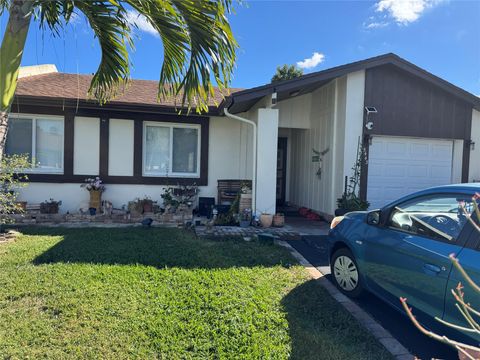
277,240,414,360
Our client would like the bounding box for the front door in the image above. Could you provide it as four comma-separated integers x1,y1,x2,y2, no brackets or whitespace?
276,138,287,206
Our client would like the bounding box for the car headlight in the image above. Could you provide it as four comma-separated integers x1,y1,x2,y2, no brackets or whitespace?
330,216,344,229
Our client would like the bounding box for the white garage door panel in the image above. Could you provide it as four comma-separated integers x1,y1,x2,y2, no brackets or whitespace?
367,137,453,209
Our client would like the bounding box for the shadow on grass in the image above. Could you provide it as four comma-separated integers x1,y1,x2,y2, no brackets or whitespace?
281,279,392,360
25,226,295,270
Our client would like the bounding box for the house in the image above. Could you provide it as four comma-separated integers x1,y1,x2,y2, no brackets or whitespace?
8,53,480,217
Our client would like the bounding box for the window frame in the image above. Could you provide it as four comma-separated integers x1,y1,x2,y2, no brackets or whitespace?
142,121,201,178
7,113,65,174
386,193,476,245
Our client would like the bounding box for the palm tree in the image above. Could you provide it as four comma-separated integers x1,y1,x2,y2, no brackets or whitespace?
271,64,303,83
0,0,238,155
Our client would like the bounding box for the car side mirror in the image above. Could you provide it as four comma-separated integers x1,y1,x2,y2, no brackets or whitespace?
366,210,381,226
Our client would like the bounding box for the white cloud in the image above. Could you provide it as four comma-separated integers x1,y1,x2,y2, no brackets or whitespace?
126,10,158,37
374,0,445,25
296,52,325,70
364,21,389,29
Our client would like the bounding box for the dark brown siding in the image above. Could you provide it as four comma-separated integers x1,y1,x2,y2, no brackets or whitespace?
10,102,209,186
360,64,474,200
364,64,473,140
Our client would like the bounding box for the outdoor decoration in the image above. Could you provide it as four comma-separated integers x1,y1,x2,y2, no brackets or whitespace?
239,208,252,228
81,177,106,213
336,137,369,215
312,147,329,179
239,183,252,213
40,199,61,214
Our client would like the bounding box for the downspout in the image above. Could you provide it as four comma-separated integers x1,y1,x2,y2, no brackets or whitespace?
223,107,257,214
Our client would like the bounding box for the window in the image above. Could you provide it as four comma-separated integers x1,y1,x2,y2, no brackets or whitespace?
143,122,200,177
5,115,64,173
388,194,477,243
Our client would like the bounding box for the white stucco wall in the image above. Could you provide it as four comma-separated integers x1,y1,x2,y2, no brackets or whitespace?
287,71,366,215
256,108,279,214
470,109,480,182
277,93,311,129
109,119,134,176
73,117,100,175
17,115,253,213
289,80,337,214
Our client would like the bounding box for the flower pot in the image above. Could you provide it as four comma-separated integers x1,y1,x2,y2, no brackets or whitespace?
239,220,251,228
273,213,285,227
89,190,102,213
143,200,153,213
260,214,273,228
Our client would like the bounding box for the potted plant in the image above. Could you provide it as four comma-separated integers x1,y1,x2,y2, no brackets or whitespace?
273,213,285,227
141,196,154,213
260,212,273,228
128,198,144,217
40,199,62,214
81,177,106,213
239,208,252,228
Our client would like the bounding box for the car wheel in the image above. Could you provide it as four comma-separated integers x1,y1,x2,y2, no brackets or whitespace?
331,248,364,298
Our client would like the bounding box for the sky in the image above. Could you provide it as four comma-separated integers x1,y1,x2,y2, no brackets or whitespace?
1,0,479,95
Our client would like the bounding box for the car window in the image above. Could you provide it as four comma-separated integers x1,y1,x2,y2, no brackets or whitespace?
388,194,477,243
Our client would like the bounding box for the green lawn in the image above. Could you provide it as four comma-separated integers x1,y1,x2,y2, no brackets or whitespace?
0,227,391,359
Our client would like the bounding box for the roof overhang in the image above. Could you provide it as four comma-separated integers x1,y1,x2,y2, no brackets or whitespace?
221,53,480,114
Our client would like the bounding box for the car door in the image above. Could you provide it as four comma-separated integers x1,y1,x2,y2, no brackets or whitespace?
363,193,472,320
442,220,480,345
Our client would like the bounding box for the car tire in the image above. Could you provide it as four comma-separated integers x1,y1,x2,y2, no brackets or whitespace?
330,247,364,298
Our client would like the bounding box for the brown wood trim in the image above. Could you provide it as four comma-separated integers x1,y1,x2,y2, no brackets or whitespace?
63,110,74,177
22,173,206,186
99,117,109,178
13,96,221,116
133,119,143,178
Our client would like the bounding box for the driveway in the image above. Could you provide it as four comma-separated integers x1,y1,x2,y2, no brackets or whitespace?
287,236,458,360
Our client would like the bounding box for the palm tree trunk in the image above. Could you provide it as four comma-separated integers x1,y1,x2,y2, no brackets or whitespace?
0,0,33,158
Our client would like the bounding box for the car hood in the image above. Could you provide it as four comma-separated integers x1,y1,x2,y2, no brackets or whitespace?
343,211,367,221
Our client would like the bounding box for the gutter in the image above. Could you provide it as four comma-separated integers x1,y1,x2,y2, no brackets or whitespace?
223,106,257,215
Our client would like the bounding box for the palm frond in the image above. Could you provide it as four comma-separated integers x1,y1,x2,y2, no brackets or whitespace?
128,0,238,112
75,1,131,103
0,0,10,15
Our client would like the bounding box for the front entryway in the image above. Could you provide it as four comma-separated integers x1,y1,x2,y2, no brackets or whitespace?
367,136,454,209
276,137,287,206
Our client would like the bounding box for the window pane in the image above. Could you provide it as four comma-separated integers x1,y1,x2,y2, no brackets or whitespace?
36,118,63,171
145,125,170,174
172,127,198,174
389,195,476,242
5,118,32,161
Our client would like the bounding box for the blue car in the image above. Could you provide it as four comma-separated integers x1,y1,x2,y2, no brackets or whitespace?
328,184,480,344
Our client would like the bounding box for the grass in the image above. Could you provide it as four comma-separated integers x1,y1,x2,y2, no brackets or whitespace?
0,227,392,359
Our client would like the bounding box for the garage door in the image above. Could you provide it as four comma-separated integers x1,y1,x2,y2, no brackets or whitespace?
367,136,453,209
